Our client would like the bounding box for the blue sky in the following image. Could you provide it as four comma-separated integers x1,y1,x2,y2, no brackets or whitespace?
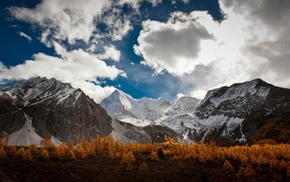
1,0,290,103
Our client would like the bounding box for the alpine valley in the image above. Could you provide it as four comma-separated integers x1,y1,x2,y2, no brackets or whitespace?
1,77,290,146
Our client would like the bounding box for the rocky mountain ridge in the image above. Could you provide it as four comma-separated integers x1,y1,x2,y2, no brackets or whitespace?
0,77,112,144
102,78,290,145
191,79,290,145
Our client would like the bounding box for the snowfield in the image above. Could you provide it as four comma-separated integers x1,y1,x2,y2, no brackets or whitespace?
3,112,61,147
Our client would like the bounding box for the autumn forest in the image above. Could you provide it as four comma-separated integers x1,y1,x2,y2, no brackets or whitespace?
0,136,290,181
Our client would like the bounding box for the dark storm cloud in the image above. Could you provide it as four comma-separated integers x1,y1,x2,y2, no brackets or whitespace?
134,11,217,76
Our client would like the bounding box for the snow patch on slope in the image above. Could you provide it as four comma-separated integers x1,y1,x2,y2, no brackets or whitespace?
5,113,43,147
51,135,62,146
121,118,152,127
3,112,63,147
156,114,200,131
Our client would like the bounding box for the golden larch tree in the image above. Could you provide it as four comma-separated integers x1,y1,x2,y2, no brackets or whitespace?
223,160,234,172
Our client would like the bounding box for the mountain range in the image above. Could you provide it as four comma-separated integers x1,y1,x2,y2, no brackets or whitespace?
101,78,290,145
1,77,290,146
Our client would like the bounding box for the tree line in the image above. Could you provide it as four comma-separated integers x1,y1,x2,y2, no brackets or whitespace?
0,136,290,178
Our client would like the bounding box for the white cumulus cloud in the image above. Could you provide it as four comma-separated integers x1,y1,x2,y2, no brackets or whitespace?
9,0,163,45
0,42,126,102
99,45,121,62
102,7,133,41
9,0,113,45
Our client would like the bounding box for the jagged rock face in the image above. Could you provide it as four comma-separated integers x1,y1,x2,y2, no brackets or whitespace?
196,79,272,118
192,79,290,146
0,93,25,135
0,77,112,144
166,97,200,116
109,119,180,144
110,120,152,144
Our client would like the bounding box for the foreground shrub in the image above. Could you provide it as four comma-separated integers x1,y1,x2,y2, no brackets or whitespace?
223,160,234,172
149,151,159,161
39,148,49,160
120,151,135,168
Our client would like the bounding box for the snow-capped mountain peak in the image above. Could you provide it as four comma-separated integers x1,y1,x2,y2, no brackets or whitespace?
110,89,133,110
0,77,81,107
100,89,172,123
